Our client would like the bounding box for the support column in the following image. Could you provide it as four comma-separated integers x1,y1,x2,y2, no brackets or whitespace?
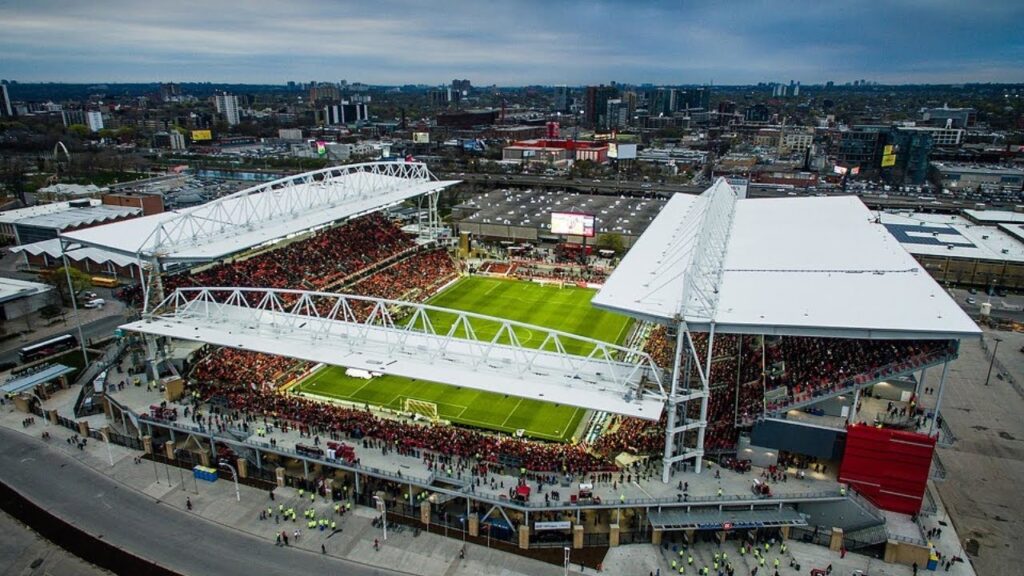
275,466,286,488
468,514,480,537
47,409,58,425
77,421,90,437
829,527,844,552
929,360,951,437
662,324,686,483
915,367,928,399
236,457,248,479
303,459,309,478
694,324,716,474
780,525,791,540
847,387,861,426
685,529,695,544
143,435,153,454
420,501,431,526
164,440,175,460
572,524,584,549
652,528,663,545
609,523,620,547
518,524,530,550
198,451,211,467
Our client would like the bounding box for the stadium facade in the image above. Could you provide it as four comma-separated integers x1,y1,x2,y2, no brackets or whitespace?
50,166,979,564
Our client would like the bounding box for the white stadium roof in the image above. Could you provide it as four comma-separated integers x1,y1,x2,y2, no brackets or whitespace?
594,179,980,340
61,162,458,263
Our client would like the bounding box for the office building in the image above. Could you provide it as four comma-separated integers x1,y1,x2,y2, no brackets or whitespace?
86,111,104,132
554,85,570,113
585,85,618,130
323,102,369,125
152,131,186,150
921,105,975,128
213,93,240,126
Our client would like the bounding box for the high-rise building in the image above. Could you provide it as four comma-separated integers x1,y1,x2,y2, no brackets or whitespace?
585,85,618,130
86,111,104,133
0,84,12,117
680,87,709,111
159,83,181,102
323,102,369,125
214,93,240,126
309,82,341,104
554,85,570,113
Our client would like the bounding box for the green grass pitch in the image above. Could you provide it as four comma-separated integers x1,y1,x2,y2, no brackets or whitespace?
294,276,633,442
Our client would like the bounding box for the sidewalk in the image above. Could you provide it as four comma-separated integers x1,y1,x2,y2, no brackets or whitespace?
0,399,582,576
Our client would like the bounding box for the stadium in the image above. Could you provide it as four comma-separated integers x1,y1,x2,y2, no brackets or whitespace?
47,162,978,569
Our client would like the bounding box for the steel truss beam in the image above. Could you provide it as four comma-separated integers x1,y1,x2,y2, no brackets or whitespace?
141,162,437,258
126,287,667,418
663,181,738,481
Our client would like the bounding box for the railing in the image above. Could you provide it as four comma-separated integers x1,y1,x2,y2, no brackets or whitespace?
847,487,886,524
139,415,846,512
931,453,947,480
73,339,129,418
766,347,955,414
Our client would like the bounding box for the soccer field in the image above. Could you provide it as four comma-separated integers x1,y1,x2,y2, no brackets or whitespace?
293,276,632,442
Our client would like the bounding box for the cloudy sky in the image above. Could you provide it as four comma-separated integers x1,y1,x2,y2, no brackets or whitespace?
1,0,1021,85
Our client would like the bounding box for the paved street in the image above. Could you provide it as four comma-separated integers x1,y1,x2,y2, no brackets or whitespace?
0,427,399,576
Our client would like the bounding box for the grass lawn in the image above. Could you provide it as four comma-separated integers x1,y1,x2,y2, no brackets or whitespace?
294,276,632,442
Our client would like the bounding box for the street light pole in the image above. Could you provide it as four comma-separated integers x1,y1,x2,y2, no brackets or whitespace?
564,546,570,576
984,337,1002,386
219,460,240,502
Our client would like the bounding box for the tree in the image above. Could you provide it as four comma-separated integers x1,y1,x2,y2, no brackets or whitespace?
42,266,92,305
596,232,625,255
67,124,90,138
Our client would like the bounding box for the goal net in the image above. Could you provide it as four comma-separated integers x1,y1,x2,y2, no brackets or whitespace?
404,398,440,422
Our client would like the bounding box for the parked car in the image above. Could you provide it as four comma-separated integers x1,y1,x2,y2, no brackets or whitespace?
84,298,106,309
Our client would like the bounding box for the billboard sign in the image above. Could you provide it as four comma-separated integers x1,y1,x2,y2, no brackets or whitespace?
413,132,430,144
551,212,595,237
535,521,572,531
616,143,637,160
881,154,896,168
191,129,212,141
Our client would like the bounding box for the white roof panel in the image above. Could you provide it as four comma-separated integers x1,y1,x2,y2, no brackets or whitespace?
595,185,980,339
61,166,458,263
9,238,138,268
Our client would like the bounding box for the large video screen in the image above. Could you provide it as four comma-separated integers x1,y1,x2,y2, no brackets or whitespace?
551,212,596,237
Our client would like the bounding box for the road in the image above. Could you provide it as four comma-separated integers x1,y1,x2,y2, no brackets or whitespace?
0,313,128,366
0,428,400,576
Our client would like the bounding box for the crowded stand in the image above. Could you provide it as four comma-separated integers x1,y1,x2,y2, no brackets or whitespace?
641,327,954,450
116,213,415,307
191,348,310,391
509,262,609,285
190,382,618,474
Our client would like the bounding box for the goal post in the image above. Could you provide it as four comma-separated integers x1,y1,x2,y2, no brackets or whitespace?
404,398,440,422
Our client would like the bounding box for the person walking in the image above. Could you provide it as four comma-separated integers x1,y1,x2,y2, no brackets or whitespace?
186,497,192,511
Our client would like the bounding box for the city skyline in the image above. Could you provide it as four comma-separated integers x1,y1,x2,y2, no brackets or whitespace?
1,0,1022,86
